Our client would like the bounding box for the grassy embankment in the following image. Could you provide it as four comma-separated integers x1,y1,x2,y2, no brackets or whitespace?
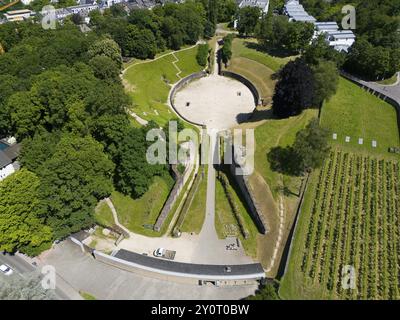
123,45,203,126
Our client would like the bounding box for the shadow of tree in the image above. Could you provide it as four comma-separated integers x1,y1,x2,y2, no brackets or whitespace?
244,41,294,59
236,108,275,123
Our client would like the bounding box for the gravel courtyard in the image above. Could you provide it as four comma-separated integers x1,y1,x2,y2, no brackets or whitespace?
173,74,255,129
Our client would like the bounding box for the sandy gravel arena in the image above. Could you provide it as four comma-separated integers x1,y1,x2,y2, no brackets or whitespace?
173,75,255,129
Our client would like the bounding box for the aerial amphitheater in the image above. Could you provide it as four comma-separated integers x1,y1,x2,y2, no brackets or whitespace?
0,0,399,305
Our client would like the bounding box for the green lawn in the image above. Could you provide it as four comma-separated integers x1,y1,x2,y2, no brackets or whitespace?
215,177,259,259
253,109,318,199
321,77,400,155
123,46,202,126
111,175,174,237
231,38,294,72
180,166,208,234
175,47,204,77
80,291,97,300
94,201,114,228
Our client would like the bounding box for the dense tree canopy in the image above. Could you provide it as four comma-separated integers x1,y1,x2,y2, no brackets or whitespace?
38,134,115,239
0,2,212,254
301,0,400,79
115,126,168,198
0,169,52,256
257,14,314,54
91,1,207,59
345,39,400,80
236,6,261,36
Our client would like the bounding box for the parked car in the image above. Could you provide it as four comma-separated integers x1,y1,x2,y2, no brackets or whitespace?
0,264,13,276
153,248,165,257
153,248,176,260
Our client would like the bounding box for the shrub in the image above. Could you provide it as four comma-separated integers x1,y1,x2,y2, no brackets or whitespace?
196,44,209,67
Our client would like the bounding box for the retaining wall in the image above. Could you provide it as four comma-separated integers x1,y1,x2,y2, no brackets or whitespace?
93,249,264,286
229,164,267,235
220,70,261,106
169,71,208,126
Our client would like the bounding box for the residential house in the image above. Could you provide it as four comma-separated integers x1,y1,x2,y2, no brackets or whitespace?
0,143,21,181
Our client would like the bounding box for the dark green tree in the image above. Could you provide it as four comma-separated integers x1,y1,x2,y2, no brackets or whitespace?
272,58,315,118
311,59,339,106
38,134,115,239
115,127,168,198
124,25,157,59
236,6,261,36
292,118,331,173
89,55,120,81
246,282,280,300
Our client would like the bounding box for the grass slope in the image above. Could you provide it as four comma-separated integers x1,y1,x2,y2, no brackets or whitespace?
215,177,259,259
180,166,208,234
231,38,294,72
226,57,275,103
123,46,202,126
94,201,114,228
321,77,400,154
111,175,174,237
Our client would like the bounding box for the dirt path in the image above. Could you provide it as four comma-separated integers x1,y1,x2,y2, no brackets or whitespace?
171,52,183,79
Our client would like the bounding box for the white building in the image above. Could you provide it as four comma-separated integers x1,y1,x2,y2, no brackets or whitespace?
67,3,99,15
326,30,356,52
314,22,355,52
0,143,20,181
284,1,355,52
101,0,124,8
284,0,316,23
4,9,34,22
238,0,269,13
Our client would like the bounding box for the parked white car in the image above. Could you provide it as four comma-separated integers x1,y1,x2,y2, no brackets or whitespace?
0,264,13,276
153,248,165,257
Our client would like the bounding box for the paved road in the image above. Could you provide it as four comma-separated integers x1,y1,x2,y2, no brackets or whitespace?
343,72,400,103
0,253,73,300
202,131,218,242
370,73,400,101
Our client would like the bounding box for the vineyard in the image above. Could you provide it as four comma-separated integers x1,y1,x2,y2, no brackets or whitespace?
284,150,400,299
